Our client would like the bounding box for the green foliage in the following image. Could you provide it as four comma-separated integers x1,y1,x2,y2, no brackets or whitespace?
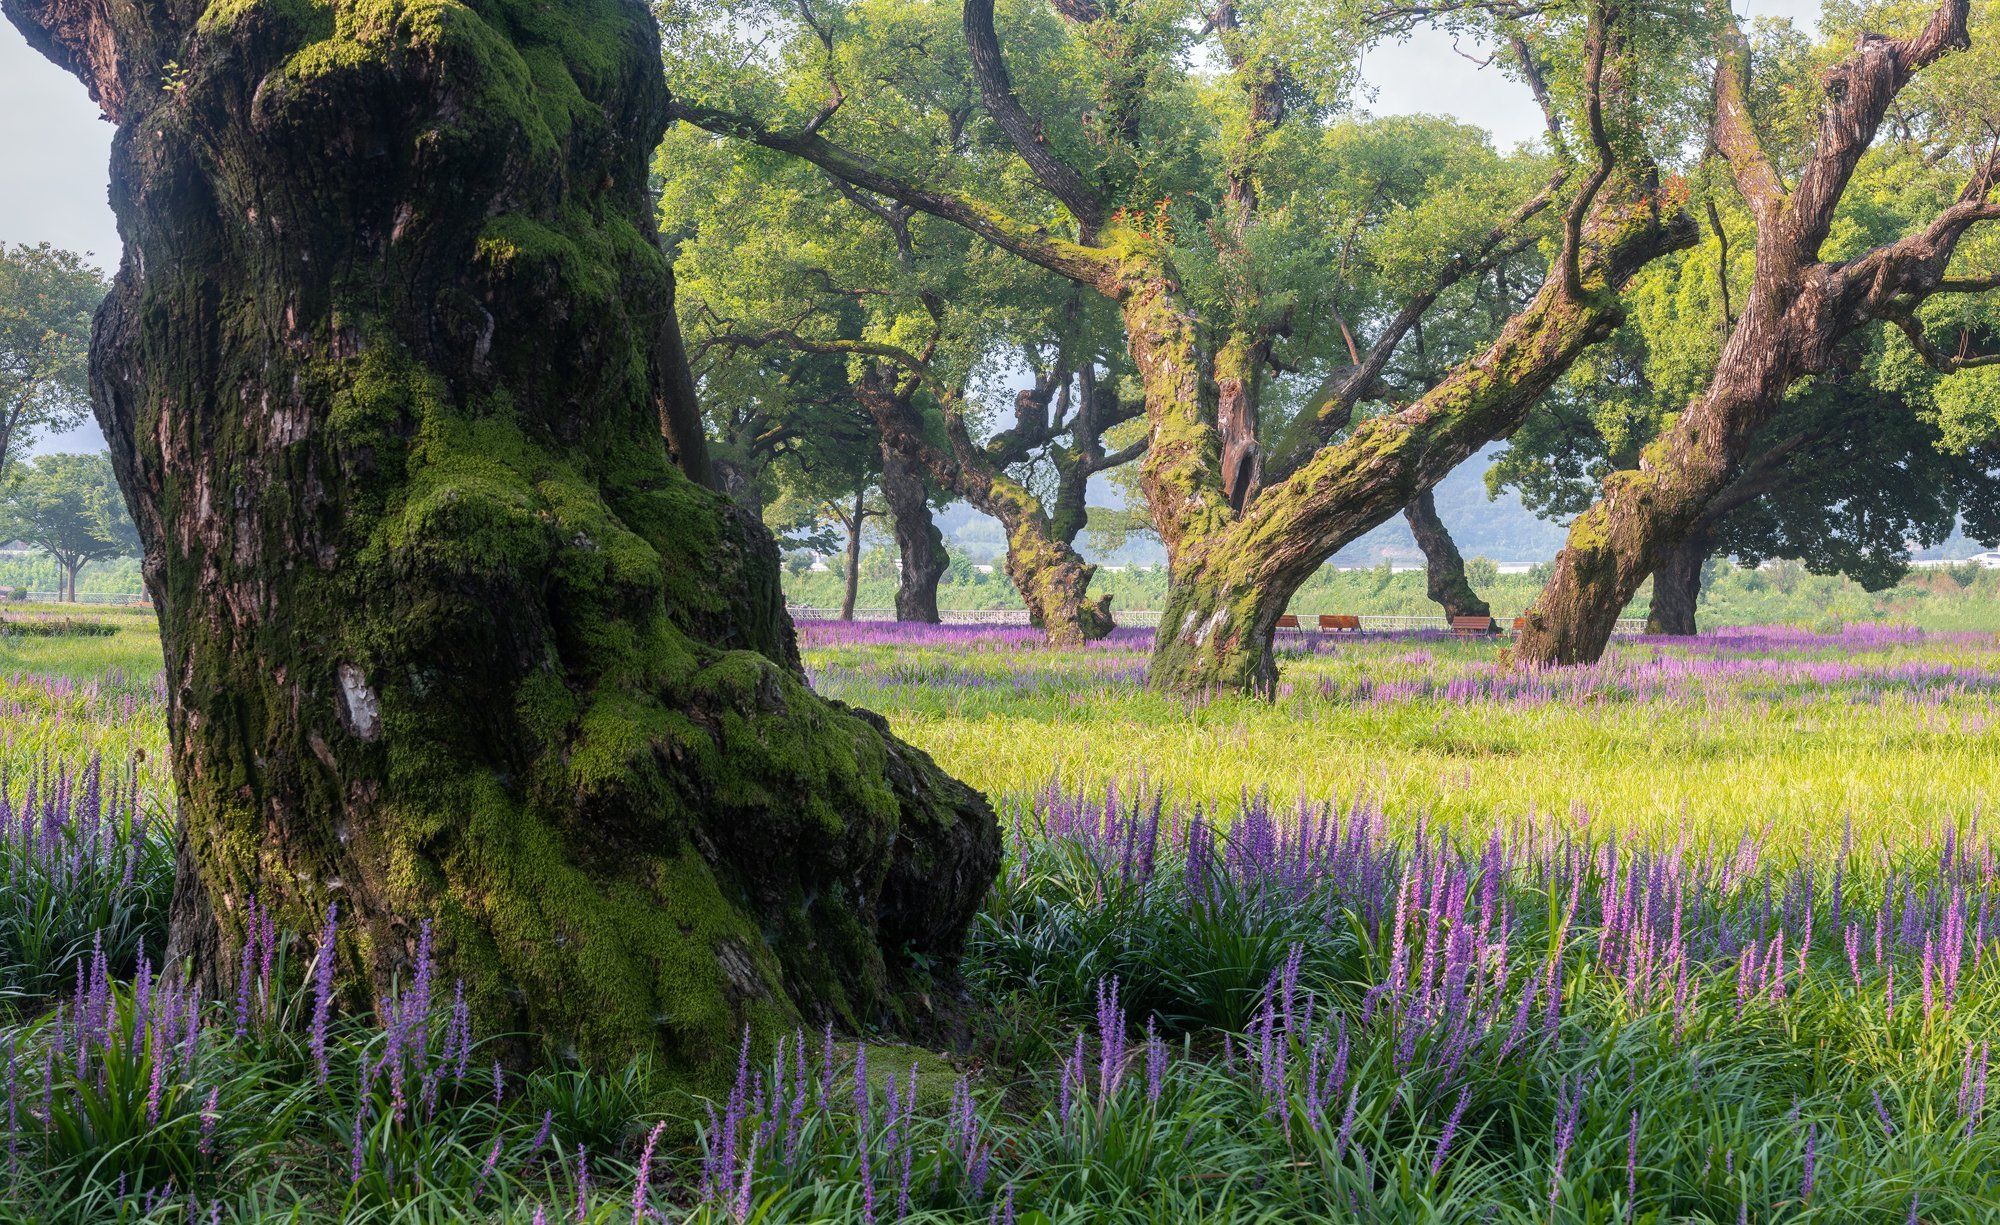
0,454,140,598
0,244,105,481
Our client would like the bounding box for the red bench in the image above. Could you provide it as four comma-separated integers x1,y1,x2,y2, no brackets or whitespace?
1276,614,1300,629
1451,615,1498,635
1319,614,1361,632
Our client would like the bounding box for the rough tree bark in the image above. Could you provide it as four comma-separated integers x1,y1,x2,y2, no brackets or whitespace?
1518,0,1995,665
1645,528,1709,635
1404,489,1490,621
6,0,997,1081
880,449,946,622
1143,175,1692,694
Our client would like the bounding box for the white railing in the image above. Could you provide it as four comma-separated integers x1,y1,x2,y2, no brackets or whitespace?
5,591,151,606
787,606,1652,635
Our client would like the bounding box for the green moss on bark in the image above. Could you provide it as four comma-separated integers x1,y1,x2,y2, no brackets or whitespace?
69,0,997,1094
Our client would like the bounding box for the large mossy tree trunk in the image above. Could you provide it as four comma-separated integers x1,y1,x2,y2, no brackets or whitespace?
1404,489,1490,621
8,0,997,1083
1516,0,1984,666
880,448,945,623
1644,528,1709,635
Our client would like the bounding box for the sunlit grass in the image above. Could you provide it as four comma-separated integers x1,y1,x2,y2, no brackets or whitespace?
803,625,2000,848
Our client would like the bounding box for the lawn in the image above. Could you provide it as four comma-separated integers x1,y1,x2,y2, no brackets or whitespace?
3,608,1999,1222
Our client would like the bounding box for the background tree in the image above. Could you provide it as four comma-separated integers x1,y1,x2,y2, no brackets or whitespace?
1520,0,2000,663
664,108,1143,641
0,452,137,600
0,243,104,481
670,0,1701,692
4,0,997,1085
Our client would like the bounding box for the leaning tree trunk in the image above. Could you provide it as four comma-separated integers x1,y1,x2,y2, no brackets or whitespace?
1139,177,1693,695
862,380,1114,645
8,0,996,1084
880,448,945,623
1404,489,1490,621
1644,528,1709,635
1515,0,1980,666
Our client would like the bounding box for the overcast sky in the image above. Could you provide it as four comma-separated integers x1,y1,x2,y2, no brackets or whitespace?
1,3,1821,455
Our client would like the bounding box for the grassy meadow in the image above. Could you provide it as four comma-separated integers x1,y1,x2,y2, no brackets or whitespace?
4,604,2000,1221
807,621,2000,848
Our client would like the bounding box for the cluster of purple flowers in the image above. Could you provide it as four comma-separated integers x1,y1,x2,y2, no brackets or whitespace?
0,755,149,884
802,619,2000,713
695,1025,1001,1224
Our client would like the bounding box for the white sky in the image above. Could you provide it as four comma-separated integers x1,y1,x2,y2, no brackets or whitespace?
1,1,1824,455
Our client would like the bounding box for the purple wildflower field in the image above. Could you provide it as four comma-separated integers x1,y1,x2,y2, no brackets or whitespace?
2,620,1998,1219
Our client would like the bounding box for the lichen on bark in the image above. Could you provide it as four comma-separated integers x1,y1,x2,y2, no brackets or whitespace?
8,0,998,1089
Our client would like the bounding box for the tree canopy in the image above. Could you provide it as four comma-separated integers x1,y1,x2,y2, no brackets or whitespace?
0,452,137,600
0,244,105,481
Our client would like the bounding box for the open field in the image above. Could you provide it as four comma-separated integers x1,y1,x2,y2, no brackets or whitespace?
4,610,2000,1221
807,621,2000,848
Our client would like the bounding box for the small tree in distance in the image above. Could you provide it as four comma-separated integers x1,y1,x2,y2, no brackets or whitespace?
0,452,137,602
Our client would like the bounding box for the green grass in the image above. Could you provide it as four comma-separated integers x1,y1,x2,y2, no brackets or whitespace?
5,608,2000,1221
804,625,2000,848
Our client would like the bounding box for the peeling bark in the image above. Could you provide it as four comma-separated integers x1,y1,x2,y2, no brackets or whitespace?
8,0,997,1083
1405,489,1490,621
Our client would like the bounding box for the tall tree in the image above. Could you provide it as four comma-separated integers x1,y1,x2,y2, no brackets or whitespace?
671,0,1697,693
0,452,137,600
1519,0,2000,663
3,0,997,1080
0,243,104,481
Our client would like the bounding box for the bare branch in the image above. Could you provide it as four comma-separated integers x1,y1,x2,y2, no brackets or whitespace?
1709,0,1787,224
1883,303,2000,372
1558,2,1616,303
1509,33,1564,152
1788,0,1971,244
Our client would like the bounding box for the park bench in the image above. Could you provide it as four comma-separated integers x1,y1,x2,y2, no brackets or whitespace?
1451,615,1498,635
1318,614,1361,632
1276,614,1300,630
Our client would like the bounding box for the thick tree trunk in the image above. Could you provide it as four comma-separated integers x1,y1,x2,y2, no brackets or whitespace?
840,488,865,621
880,448,945,623
1404,489,1490,620
1645,528,1708,635
12,0,996,1082
1137,178,1693,694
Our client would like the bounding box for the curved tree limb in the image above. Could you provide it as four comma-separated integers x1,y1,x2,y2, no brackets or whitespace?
669,100,1110,284
962,0,1106,233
